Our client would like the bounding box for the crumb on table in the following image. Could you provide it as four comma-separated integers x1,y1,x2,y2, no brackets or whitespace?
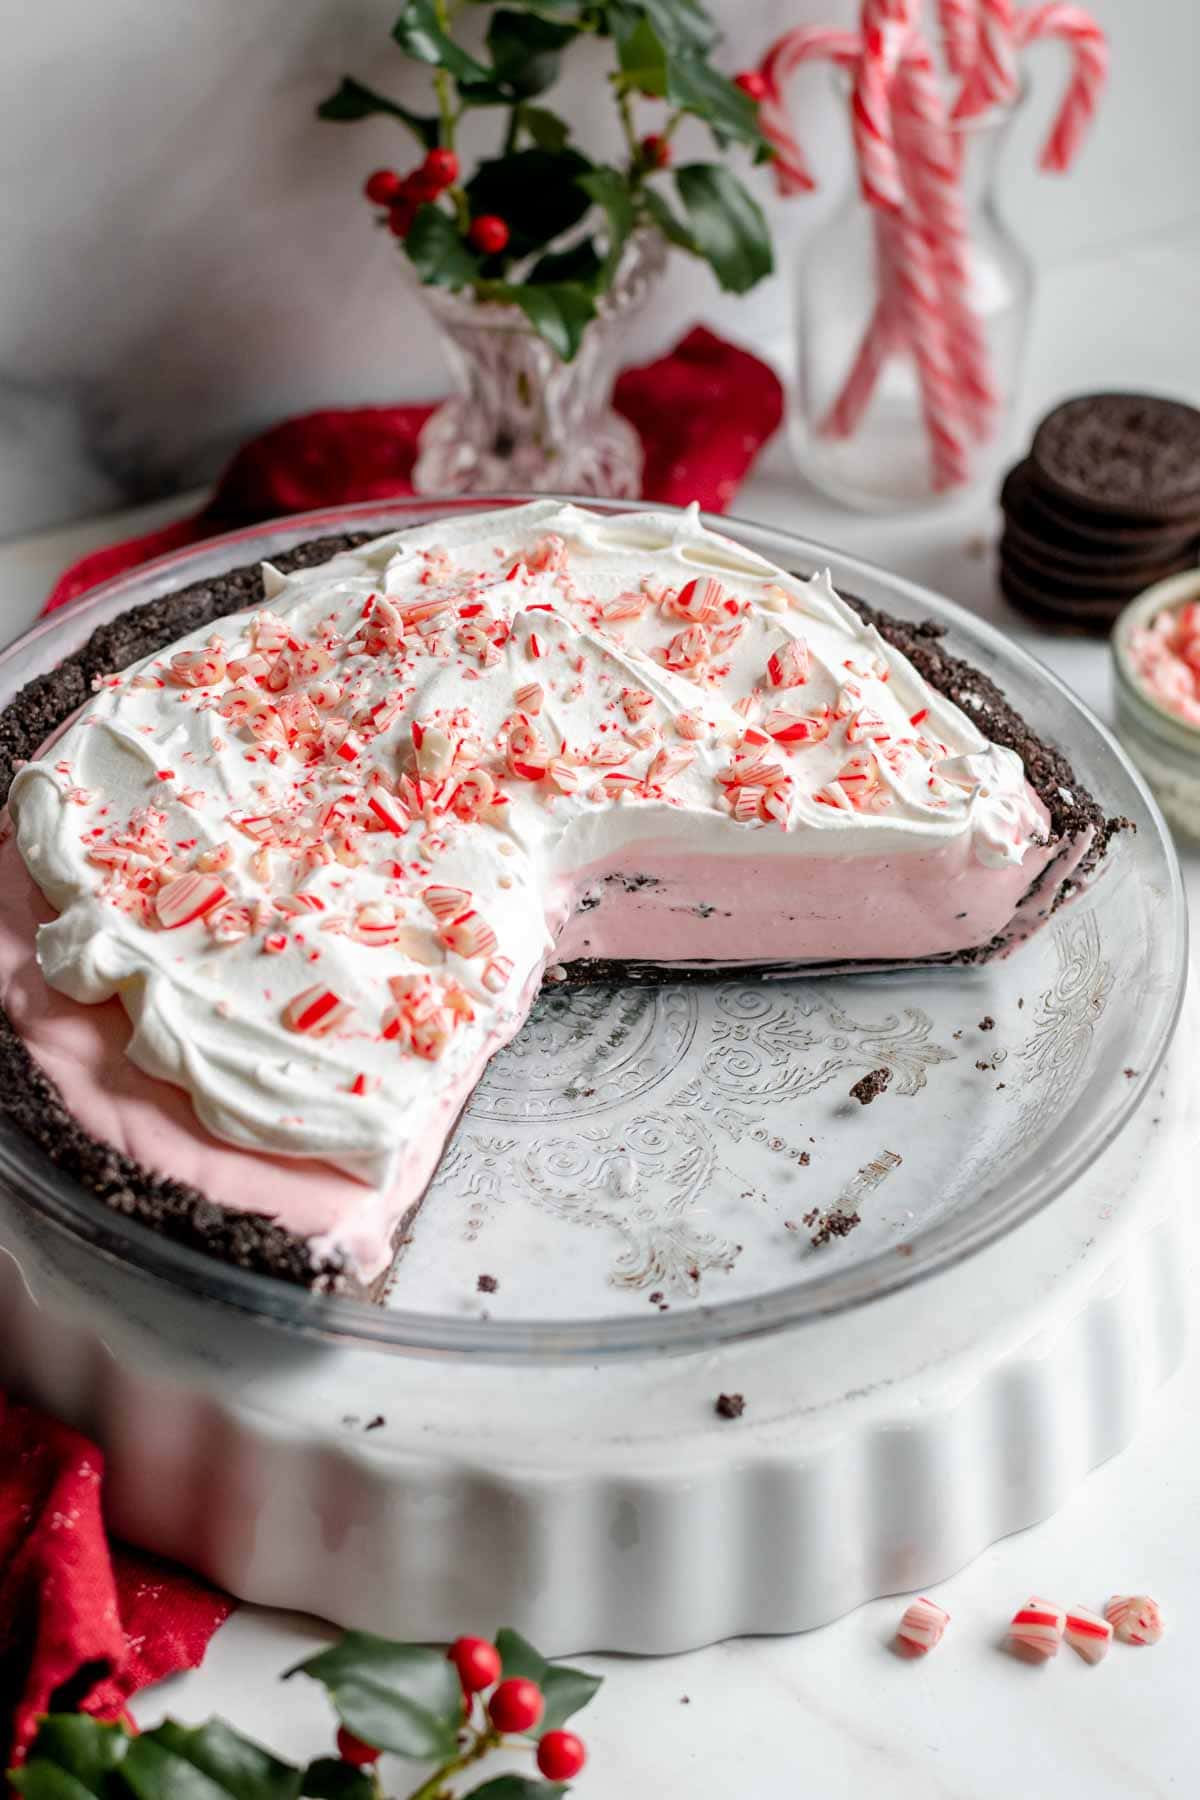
850,1067,891,1106
715,1392,745,1420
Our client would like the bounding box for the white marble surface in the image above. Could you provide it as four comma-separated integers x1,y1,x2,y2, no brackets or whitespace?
1,242,1198,1795
1,0,1195,535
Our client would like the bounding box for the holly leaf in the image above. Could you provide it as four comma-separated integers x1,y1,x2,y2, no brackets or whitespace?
300,1760,377,1800
528,238,603,284
117,1720,302,1799
635,0,718,54
665,53,762,148
483,10,579,98
10,1717,132,1797
466,148,594,258
674,162,772,292
482,282,597,360
521,105,571,151
405,205,481,287
461,1782,568,1800
614,14,667,97
315,76,440,149
493,1629,603,1736
577,167,634,284
286,1635,462,1762
391,0,493,83
639,185,697,251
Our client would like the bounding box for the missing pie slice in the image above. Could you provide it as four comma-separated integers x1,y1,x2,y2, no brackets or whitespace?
0,503,1121,1293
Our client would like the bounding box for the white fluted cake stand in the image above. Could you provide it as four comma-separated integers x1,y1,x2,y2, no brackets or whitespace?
0,1003,1191,1656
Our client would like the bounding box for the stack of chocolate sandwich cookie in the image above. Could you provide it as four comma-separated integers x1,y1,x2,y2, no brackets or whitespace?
999,393,1200,631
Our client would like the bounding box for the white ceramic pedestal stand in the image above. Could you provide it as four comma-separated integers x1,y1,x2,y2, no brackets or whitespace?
0,1024,1191,1658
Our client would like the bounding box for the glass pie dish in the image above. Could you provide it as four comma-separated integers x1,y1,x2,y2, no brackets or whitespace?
0,498,1186,1358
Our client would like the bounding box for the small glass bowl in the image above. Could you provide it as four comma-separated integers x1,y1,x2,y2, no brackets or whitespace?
1113,571,1200,844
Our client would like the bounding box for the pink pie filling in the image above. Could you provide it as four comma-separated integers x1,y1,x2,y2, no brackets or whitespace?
0,804,1066,1277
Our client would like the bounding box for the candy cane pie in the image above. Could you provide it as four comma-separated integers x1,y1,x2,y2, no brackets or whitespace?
0,503,1121,1292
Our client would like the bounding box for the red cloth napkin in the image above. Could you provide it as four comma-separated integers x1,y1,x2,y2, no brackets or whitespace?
3,325,779,1763
44,328,782,614
1,1395,234,1766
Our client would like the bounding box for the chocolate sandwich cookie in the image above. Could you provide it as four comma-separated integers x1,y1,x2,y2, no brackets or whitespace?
1030,393,1200,524
998,560,1131,632
1001,460,1200,563
1000,533,1199,602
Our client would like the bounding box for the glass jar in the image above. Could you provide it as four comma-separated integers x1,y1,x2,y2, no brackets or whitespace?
412,230,666,500
1112,574,1200,844
793,88,1034,511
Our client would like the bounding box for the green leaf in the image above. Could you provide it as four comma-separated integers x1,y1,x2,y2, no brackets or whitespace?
485,10,579,98
674,162,773,292
286,1634,462,1762
614,14,667,96
464,0,584,13
494,1629,603,1736
462,1781,568,1800
391,0,493,83
639,185,698,251
529,238,603,284
466,148,594,259
405,204,481,288
577,167,634,285
300,1760,377,1800
11,1717,132,1798
315,76,439,148
636,0,718,53
484,282,597,360
521,105,571,151
118,1720,301,1800
665,52,762,147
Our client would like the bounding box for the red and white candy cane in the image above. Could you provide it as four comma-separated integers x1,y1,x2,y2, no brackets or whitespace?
1015,2,1109,172
1064,1606,1113,1664
896,1596,950,1653
893,35,998,436
1105,1594,1164,1646
852,0,915,211
954,0,1020,116
879,200,971,490
936,0,979,74
757,27,860,195
1009,1596,1066,1658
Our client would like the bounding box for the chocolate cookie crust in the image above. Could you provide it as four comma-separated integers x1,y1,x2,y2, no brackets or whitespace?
0,531,1121,1293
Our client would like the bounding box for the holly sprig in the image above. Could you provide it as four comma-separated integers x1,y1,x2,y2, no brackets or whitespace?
10,1628,601,1800
318,0,773,359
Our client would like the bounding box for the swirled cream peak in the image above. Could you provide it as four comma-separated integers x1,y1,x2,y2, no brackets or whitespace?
10,501,1052,1210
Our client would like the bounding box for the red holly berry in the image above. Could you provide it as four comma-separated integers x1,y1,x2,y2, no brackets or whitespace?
487,1676,544,1734
364,168,404,206
404,167,445,204
640,134,670,169
387,201,417,238
448,1635,502,1694
336,1726,380,1767
469,214,510,256
422,147,460,191
537,1731,587,1780
734,70,769,101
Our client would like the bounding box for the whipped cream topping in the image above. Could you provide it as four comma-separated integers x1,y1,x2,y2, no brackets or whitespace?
10,501,1050,1214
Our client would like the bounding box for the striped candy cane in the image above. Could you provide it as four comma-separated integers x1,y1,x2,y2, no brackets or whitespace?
1016,2,1109,171
954,0,1020,116
852,1,915,210
936,0,980,75
757,27,860,195
894,36,999,438
879,201,971,489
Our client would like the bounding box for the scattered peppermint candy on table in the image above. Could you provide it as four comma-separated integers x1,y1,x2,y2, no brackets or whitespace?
1105,1594,1165,1646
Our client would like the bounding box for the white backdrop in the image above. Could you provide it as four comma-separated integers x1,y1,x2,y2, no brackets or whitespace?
1,0,1194,536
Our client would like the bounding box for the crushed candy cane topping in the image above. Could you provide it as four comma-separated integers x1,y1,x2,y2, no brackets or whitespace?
10,502,1048,1205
